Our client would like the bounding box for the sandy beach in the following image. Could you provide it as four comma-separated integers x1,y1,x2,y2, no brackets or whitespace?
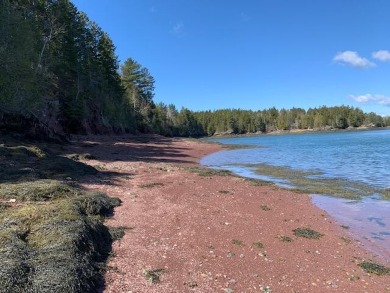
72,135,389,292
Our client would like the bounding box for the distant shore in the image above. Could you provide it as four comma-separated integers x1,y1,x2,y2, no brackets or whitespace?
210,125,390,138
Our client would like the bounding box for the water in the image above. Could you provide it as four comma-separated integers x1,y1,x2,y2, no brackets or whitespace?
312,195,390,259
201,129,390,259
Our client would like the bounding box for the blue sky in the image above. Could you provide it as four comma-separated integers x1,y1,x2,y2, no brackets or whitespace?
71,0,390,115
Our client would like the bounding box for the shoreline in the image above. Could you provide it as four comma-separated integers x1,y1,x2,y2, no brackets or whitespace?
311,194,390,261
207,125,390,139
201,134,390,261
70,134,389,292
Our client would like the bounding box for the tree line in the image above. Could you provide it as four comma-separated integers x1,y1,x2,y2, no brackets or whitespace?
0,0,159,137
1,0,389,139
189,106,390,136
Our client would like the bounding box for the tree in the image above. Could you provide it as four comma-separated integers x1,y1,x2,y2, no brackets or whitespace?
121,58,155,132
176,108,204,137
277,109,289,130
0,0,41,113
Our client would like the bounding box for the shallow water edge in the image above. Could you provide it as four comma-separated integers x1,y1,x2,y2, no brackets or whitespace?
312,195,390,260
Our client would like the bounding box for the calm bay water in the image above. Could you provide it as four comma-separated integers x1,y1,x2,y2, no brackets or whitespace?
201,129,390,259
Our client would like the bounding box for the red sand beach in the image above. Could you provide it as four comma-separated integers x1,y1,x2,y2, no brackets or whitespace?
72,135,389,293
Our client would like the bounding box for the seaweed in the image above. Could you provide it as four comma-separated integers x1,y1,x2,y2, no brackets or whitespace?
0,139,121,293
293,227,324,239
359,261,390,276
0,192,120,293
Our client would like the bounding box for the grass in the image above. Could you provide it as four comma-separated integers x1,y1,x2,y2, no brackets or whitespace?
358,261,390,276
293,227,324,239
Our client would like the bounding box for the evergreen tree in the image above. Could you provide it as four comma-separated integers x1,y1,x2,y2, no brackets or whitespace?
121,58,155,132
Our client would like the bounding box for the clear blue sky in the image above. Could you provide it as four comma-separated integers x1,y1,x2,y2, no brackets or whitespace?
71,0,390,115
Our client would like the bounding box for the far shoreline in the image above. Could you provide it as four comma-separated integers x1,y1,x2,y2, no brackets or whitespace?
205,125,390,139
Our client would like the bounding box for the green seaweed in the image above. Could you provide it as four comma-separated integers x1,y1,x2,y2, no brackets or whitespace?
293,227,323,239
247,163,386,200
359,261,390,275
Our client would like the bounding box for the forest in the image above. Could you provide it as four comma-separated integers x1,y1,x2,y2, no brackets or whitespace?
1,0,389,139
